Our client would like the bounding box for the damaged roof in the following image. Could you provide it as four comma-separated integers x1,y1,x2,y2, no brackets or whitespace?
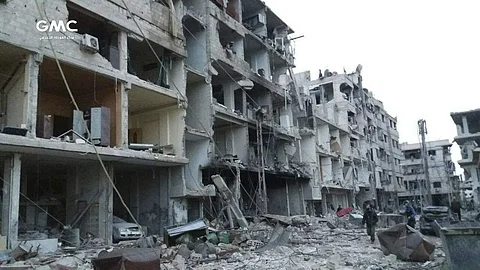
451,108,480,124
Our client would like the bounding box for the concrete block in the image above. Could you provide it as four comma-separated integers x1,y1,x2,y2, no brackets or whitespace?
10,239,58,254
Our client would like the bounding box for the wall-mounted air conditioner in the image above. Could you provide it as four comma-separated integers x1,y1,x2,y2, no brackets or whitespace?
243,13,266,29
81,34,100,53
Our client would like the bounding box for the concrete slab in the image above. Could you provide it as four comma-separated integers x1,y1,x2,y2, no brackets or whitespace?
10,239,58,254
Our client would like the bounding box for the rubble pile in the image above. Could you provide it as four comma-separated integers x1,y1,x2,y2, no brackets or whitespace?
0,215,448,270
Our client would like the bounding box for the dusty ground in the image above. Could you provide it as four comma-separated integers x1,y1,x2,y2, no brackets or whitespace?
191,220,447,270
1,216,450,270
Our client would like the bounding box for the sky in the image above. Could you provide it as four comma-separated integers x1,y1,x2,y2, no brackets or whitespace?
263,0,480,174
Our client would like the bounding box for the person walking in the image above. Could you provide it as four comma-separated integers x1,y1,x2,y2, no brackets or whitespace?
450,197,462,221
362,204,378,243
404,200,416,228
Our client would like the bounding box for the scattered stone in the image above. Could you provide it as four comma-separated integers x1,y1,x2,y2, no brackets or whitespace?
177,244,191,259
172,255,186,270
190,252,202,261
385,254,397,264
226,252,243,263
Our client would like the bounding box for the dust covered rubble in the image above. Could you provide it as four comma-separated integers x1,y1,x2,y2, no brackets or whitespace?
191,216,446,270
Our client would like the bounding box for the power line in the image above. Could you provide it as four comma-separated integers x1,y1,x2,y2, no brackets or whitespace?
116,0,289,217
34,0,152,245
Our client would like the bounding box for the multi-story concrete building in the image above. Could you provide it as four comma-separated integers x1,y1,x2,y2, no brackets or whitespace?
0,0,310,247
294,69,403,214
399,140,457,206
451,108,480,205
184,0,309,218
0,0,206,247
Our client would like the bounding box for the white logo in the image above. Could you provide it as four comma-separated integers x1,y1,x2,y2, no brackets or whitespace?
36,20,78,32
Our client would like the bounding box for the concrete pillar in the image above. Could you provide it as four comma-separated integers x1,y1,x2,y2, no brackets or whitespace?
321,192,327,215
117,31,129,148
168,167,187,225
98,163,114,244
2,154,21,248
116,82,129,148
24,53,42,138
285,180,291,216
462,116,470,134
65,166,78,224
223,82,236,111
118,31,128,73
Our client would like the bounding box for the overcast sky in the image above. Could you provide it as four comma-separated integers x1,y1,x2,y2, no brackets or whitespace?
264,0,480,173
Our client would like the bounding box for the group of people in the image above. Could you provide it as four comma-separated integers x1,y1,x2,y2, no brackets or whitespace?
360,197,468,244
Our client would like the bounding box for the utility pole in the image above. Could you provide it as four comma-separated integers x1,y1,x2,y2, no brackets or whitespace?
418,119,432,205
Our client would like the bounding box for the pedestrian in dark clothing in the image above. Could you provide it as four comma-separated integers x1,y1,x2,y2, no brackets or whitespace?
450,197,462,221
404,201,416,228
362,204,378,243
337,205,343,213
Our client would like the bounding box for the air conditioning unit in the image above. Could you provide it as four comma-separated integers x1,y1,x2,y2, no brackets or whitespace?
243,13,266,29
257,13,266,25
81,34,99,53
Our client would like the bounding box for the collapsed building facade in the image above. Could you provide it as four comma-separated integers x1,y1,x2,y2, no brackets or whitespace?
0,0,310,248
184,0,310,218
294,70,403,214
398,140,458,206
0,0,407,249
451,108,480,206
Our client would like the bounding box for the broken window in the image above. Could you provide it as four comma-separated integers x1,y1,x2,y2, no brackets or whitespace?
348,111,357,126
67,4,121,69
405,150,421,160
38,58,118,147
244,35,269,78
323,83,334,102
234,89,244,114
433,182,442,188
226,0,240,21
339,83,352,101
212,85,225,105
128,38,174,89
428,150,436,156
183,16,207,72
314,91,321,105
218,21,244,61
128,85,183,155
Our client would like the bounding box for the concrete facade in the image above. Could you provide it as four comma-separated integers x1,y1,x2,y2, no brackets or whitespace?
398,140,457,206
451,109,480,206
0,0,311,246
0,0,206,247
294,70,403,214
186,0,309,218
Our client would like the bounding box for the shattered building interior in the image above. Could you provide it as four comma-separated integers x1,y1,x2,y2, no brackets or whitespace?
0,0,405,250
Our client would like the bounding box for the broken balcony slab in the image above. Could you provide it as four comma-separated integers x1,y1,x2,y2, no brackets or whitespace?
0,133,188,167
10,239,58,255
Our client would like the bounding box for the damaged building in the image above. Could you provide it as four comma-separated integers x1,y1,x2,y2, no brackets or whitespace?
451,108,480,206
0,0,311,248
0,0,410,251
185,0,310,218
0,0,209,248
398,140,457,206
294,69,404,214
